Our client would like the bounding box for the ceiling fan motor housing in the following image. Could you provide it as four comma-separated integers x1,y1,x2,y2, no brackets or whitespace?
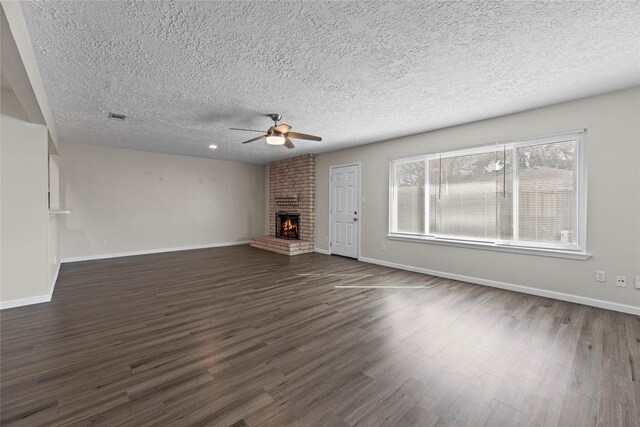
267,128,285,137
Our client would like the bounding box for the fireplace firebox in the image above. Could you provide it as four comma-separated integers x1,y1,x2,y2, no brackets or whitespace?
276,212,300,240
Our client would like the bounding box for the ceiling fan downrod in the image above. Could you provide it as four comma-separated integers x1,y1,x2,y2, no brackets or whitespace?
268,113,282,125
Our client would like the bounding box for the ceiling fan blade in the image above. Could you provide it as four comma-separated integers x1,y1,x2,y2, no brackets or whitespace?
274,124,291,133
230,127,265,133
287,131,322,141
241,134,267,144
284,138,295,149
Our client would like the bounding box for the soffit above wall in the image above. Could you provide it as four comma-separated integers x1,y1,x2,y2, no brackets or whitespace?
20,1,640,164
1,6,46,126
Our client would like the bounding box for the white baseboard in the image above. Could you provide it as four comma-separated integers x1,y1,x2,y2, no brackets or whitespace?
61,241,250,263
314,247,331,255
49,262,61,298
0,294,51,310
0,263,61,310
358,256,640,316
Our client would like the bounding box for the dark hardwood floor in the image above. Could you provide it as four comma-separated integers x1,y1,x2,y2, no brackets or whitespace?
1,245,638,426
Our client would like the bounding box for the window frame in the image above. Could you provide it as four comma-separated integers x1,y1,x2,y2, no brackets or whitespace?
388,130,589,260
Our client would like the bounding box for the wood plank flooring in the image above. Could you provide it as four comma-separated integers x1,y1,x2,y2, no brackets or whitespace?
1,245,638,426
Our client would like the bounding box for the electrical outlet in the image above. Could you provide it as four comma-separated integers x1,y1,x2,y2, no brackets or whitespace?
616,276,626,287
595,270,606,282
380,243,386,251
100,238,107,245
635,276,640,290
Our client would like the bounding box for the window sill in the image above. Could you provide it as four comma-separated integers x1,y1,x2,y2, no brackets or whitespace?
386,234,591,260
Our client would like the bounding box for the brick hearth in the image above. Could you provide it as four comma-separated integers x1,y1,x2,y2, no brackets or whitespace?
250,154,316,256
250,236,314,256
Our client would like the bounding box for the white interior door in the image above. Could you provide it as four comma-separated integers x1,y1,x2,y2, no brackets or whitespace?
330,164,359,258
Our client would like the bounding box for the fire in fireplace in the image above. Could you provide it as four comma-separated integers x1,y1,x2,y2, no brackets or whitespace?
276,212,300,240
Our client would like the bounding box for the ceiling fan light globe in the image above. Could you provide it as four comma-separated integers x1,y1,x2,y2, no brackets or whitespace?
266,135,286,145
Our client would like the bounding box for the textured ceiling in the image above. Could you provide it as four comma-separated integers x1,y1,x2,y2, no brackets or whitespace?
20,1,640,164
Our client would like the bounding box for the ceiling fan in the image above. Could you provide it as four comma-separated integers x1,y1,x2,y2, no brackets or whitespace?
230,114,322,149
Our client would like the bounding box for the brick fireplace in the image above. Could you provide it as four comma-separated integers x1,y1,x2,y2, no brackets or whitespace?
250,154,315,256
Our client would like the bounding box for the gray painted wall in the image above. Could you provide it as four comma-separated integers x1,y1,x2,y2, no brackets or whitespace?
316,88,640,310
60,142,265,260
1,88,52,303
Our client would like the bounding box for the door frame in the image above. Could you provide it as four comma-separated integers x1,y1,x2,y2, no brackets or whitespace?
328,162,362,259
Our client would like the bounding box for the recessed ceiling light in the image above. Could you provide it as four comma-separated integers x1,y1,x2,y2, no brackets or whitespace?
209,144,218,149
108,112,126,120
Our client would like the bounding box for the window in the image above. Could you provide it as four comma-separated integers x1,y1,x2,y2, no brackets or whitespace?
394,159,425,234
390,131,586,255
